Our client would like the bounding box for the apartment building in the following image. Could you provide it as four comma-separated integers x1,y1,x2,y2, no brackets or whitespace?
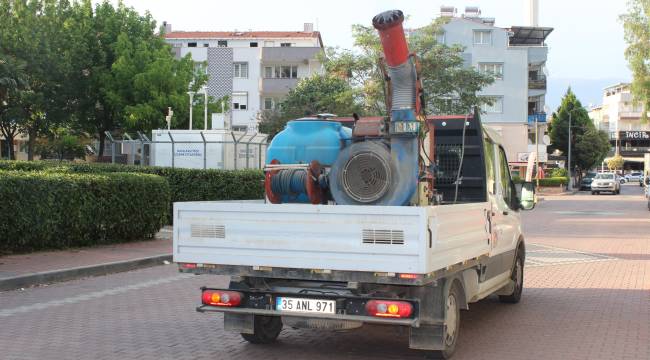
164,23,324,131
589,83,649,168
437,3,552,174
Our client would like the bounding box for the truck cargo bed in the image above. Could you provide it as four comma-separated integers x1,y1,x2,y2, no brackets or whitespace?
174,201,491,276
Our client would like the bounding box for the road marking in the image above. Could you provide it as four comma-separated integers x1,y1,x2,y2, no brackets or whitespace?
526,243,617,268
0,274,191,318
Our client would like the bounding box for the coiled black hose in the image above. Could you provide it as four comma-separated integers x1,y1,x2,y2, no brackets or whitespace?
271,169,307,195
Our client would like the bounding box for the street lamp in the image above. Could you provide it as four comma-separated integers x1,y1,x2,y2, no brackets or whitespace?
202,86,208,131
187,90,195,130
567,107,580,191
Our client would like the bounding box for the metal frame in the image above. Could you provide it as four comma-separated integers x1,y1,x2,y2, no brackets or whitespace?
102,131,268,170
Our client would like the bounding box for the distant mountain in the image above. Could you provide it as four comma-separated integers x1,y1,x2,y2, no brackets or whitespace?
546,77,629,112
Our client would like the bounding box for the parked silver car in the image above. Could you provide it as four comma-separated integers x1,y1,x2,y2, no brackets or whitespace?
591,173,620,195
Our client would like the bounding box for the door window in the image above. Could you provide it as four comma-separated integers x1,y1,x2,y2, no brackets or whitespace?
484,137,496,195
498,147,513,208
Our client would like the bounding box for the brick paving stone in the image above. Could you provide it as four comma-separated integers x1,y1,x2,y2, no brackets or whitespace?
0,227,172,279
0,185,647,360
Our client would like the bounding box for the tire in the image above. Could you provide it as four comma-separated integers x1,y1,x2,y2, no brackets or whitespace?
241,315,283,344
426,282,462,359
499,252,524,304
591,191,595,195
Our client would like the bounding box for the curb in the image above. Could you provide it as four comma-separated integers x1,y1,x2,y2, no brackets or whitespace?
0,254,172,292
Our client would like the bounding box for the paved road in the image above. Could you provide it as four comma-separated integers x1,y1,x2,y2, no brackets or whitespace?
1,185,648,360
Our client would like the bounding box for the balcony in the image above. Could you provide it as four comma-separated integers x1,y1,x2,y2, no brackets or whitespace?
260,78,299,94
528,113,547,123
528,75,546,90
261,47,322,63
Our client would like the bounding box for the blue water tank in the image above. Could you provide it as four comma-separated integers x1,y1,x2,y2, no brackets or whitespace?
266,119,352,166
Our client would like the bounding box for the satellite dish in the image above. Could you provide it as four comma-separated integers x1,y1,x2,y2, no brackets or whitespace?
543,135,551,145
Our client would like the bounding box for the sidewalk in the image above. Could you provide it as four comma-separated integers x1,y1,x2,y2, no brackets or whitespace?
0,227,173,291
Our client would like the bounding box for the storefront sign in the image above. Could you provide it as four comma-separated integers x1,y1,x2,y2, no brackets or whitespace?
620,131,650,140
517,152,548,163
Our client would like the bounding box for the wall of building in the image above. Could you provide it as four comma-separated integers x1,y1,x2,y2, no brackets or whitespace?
443,18,529,125
232,47,262,128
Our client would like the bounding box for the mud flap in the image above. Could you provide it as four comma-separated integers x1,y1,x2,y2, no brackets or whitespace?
408,279,447,350
224,313,255,334
409,324,445,350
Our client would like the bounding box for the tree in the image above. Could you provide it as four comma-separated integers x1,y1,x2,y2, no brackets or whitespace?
323,18,495,116
0,0,74,160
574,128,610,172
621,0,650,122
549,88,596,171
259,75,363,138
0,53,27,159
65,0,205,157
607,154,624,171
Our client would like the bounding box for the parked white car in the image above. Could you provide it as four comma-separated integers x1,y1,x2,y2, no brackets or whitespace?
625,172,642,182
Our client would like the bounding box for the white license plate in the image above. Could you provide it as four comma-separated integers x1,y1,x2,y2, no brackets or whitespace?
275,297,336,314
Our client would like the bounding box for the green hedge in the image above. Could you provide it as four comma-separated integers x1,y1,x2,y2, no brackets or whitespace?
538,177,569,186
511,175,568,186
0,160,264,226
0,160,265,202
0,171,170,253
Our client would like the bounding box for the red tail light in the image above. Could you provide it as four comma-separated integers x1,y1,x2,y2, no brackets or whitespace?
366,300,413,318
201,290,243,307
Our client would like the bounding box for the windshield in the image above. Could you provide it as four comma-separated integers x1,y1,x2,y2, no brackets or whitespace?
586,173,597,178
595,173,614,179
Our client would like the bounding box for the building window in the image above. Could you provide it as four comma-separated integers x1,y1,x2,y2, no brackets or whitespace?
250,42,258,47
280,42,292,47
233,92,248,111
473,30,492,45
203,43,209,47
217,40,228,47
481,96,503,113
188,42,197,47
436,31,445,44
264,97,274,110
266,65,298,79
234,62,248,78
264,66,273,78
478,63,503,79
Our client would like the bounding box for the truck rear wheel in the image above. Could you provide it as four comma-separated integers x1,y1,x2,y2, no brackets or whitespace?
241,315,282,344
499,252,524,304
426,282,461,359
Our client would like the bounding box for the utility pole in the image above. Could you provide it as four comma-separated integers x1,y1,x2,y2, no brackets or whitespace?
187,90,195,130
535,114,539,187
203,86,208,131
567,110,573,191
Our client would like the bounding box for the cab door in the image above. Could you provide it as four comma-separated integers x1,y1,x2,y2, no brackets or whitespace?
492,146,521,257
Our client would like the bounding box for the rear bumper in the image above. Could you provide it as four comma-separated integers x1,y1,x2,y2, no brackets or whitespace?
591,185,616,191
197,305,419,326
197,286,424,327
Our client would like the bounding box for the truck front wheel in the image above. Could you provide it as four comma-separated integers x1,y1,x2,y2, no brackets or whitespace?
241,315,283,344
499,253,524,304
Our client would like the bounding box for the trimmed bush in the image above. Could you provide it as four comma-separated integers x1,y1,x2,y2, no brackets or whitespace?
0,160,265,224
550,168,568,178
538,177,569,187
0,160,264,201
0,171,170,253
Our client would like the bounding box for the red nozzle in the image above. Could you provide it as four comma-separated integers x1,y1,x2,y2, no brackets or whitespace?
372,10,409,67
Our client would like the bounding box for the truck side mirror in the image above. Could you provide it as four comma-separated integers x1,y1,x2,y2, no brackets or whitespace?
519,182,535,210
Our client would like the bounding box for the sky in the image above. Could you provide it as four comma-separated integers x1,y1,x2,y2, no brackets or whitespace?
101,0,633,109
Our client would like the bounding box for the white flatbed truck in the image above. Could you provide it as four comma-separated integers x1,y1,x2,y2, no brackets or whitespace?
173,123,536,359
